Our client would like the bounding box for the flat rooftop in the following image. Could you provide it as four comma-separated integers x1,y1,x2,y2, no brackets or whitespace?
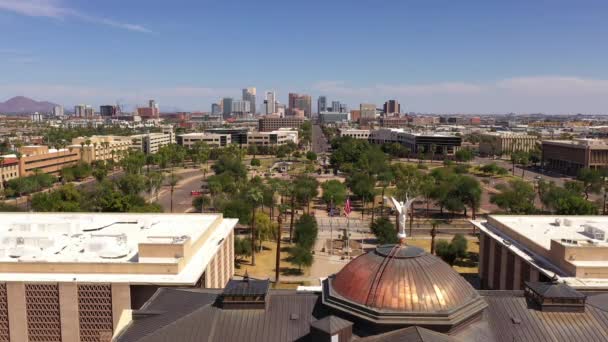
472,215,608,289
0,213,237,285
484,215,608,250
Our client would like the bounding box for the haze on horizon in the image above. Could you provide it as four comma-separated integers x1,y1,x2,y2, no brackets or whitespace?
1,0,607,114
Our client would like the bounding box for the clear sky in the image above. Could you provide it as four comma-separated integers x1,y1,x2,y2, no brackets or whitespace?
1,0,607,114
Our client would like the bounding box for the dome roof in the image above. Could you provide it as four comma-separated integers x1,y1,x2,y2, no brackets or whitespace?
322,244,487,331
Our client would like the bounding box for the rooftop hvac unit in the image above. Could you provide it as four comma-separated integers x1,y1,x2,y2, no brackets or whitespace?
564,219,572,227
583,224,606,241
554,219,561,227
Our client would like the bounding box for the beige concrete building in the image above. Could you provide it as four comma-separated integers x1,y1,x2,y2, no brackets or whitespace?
177,132,231,148
0,158,19,188
479,132,538,156
0,212,237,342
339,129,370,140
542,138,608,176
472,215,608,291
130,130,175,154
70,136,133,163
246,130,298,146
18,146,81,177
258,116,305,132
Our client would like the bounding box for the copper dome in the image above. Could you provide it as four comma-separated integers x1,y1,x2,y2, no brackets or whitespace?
322,244,487,331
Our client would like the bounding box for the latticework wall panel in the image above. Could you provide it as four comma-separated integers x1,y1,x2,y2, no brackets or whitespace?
25,284,61,342
0,284,9,342
78,284,113,342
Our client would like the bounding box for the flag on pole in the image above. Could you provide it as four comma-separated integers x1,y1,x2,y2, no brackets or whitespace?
343,198,352,216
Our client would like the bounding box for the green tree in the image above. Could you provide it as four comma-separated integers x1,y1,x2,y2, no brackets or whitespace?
254,212,276,251
435,234,468,266
306,151,317,162
510,150,529,177
577,168,603,200
289,245,313,272
293,214,318,251
491,179,537,214
250,158,261,167
247,187,264,266
321,180,348,210
371,217,398,245
234,237,252,262
192,195,211,213
455,148,474,163
293,175,319,213
166,173,181,213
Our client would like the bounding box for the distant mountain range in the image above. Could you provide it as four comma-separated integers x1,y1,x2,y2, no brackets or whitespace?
0,96,59,114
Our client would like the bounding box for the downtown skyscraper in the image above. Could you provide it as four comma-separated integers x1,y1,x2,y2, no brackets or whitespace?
288,93,312,118
242,87,256,115
265,91,276,115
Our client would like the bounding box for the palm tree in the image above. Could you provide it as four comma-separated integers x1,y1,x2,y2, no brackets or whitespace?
430,144,437,163
275,208,284,283
167,173,181,213
247,187,264,266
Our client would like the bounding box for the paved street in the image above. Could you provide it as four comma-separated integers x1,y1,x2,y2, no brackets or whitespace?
312,124,329,153
154,169,207,213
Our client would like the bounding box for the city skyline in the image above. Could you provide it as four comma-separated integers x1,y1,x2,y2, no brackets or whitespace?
1,0,608,113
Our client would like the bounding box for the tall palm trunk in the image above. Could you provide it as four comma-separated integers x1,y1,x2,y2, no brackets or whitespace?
251,208,256,266
275,214,282,283
290,196,295,242
380,186,386,217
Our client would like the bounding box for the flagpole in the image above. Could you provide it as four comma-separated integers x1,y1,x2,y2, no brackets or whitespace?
346,214,350,259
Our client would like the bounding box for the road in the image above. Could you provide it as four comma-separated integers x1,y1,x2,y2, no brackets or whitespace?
155,169,207,213
312,124,330,154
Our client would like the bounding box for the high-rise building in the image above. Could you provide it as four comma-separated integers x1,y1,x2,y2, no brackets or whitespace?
242,87,256,115
317,96,327,115
74,105,94,118
360,104,376,119
53,105,64,117
289,93,312,118
231,100,251,116
340,104,348,113
100,105,117,117
383,100,401,115
222,98,233,118
332,101,341,113
264,91,276,115
211,103,222,115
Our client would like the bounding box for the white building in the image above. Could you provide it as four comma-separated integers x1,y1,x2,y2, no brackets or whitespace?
339,129,370,140
0,212,237,340
265,91,276,115
131,129,175,154
53,105,64,118
178,132,232,148
247,130,298,146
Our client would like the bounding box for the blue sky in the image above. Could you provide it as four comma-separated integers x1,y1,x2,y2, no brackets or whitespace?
1,0,607,113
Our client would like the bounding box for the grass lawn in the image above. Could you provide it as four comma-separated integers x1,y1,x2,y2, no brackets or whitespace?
235,240,311,280
406,237,479,274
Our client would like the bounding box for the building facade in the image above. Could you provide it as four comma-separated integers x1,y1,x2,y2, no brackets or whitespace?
0,158,19,188
479,133,538,157
264,91,276,115
360,104,376,119
18,146,81,176
246,130,298,146
339,129,370,140
542,139,608,175
383,100,400,115
242,88,256,115
258,116,305,132
71,136,133,163
100,105,117,118
130,130,175,154
369,128,461,155
177,132,231,148
0,213,237,342
318,112,348,124
317,96,327,115
288,93,312,118
472,215,608,291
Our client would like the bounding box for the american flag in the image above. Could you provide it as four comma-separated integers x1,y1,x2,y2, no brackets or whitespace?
343,198,352,216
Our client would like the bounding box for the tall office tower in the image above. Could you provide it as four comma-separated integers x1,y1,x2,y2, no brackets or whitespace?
53,105,64,117
222,98,233,118
242,87,256,115
332,101,341,113
74,104,86,117
231,100,251,116
100,105,117,117
340,104,348,113
383,100,401,115
360,103,376,119
289,93,312,118
211,103,222,115
265,91,276,114
85,105,94,118
317,96,327,115
149,99,156,109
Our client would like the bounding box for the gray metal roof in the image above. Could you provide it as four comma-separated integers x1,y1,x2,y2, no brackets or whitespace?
310,315,353,334
358,326,454,341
